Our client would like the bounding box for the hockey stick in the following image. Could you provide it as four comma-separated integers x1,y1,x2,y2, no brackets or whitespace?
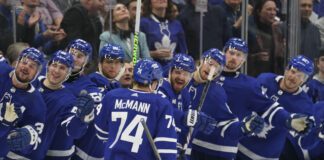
179,66,216,159
132,0,142,65
140,118,162,160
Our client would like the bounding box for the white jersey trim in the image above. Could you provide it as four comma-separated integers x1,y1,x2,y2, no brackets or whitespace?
261,102,279,120
238,143,278,160
6,152,30,160
221,119,239,137
96,133,108,141
94,124,108,135
75,147,103,160
192,138,238,153
154,137,177,143
46,146,75,157
157,149,177,154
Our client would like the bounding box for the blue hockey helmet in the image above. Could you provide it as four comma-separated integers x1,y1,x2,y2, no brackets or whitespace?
202,48,226,67
67,39,93,58
133,59,163,85
288,55,314,76
171,53,196,73
49,50,74,68
99,43,125,62
19,47,45,65
224,37,248,54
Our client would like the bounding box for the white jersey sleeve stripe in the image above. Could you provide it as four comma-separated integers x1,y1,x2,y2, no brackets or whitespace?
221,119,239,137
157,149,177,154
75,147,103,160
238,143,278,160
46,146,75,157
154,137,177,143
94,124,109,135
7,152,31,160
268,107,284,126
96,133,108,141
192,138,238,153
217,118,239,127
261,102,279,119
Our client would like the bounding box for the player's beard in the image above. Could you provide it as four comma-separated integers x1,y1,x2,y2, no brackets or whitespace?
15,69,34,83
226,60,239,71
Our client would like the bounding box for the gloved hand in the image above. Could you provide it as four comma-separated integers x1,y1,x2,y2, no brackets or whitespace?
286,114,314,136
184,109,216,135
7,125,38,151
76,90,95,123
242,114,265,136
1,102,24,126
106,81,121,91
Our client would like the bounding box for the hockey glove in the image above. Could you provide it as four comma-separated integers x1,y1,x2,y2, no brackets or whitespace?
184,109,216,135
76,91,95,123
286,114,314,136
242,114,265,136
1,102,24,126
106,81,121,91
7,125,38,151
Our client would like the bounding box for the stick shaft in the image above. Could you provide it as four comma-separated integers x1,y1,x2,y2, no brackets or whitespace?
140,119,161,160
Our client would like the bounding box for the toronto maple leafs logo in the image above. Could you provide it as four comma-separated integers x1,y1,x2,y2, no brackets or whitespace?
154,35,177,60
256,123,274,138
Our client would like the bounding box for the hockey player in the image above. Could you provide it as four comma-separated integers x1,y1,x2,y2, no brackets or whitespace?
306,101,324,159
215,38,314,160
303,49,324,102
88,43,125,94
157,53,216,158
291,100,324,160
16,50,94,159
95,59,178,160
47,39,103,159
119,62,134,88
0,48,46,158
188,48,265,160
254,55,315,160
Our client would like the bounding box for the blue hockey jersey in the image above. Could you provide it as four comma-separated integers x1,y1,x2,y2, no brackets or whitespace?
140,15,187,67
188,78,250,159
216,71,291,159
238,73,314,159
303,75,324,103
0,66,46,158
157,79,192,149
95,88,177,160
88,72,113,95
19,78,89,159
47,74,103,160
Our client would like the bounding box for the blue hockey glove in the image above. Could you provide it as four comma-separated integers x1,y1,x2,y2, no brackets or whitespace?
184,109,216,135
7,125,38,151
76,90,95,123
106,81,121,91
242,114,265,136
286,114,314,136
1,102,24,126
